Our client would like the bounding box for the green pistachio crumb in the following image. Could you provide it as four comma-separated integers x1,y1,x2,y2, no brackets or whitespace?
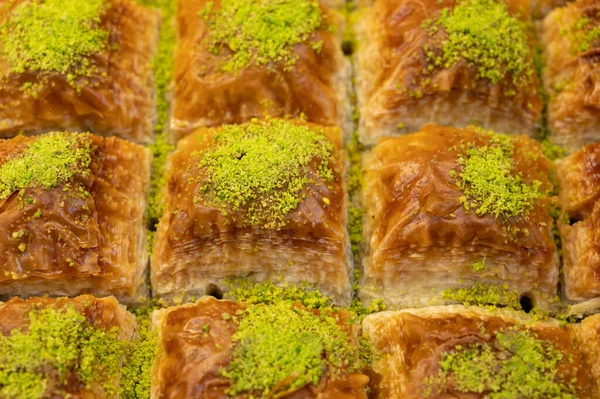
471,258,486,272
195,119,336,229
0,133,92,201
424,0,532,87
226,278,332,309
0,0,108,91
565,16,600,54
120,306,159,399
221,302,356,397
424,327,577,398
201,0,324,73
0,305,125,399
441,282,522,309
451,129,543,218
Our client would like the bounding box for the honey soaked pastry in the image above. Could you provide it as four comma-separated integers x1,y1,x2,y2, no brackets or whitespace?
542,0,600,152
151,296,368,398
355,0,541,146
362,305,600,398
0,132,151,304
151,118,352,305
0,0,159,144
0,295,137,398
170,0,350,142
557,142,600,302
360,124,558,310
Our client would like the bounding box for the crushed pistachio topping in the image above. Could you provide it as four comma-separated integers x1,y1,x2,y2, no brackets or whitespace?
201,0,324,73
226,279,333,308
424,327,577,398
221,301,356,397
451,130,543,218
0,133,92,200
441,282,522,309
423,0,532,87
0,0,108,89
121,305,160,399
0,305,125,399
195,119,336,229
564,16,600,54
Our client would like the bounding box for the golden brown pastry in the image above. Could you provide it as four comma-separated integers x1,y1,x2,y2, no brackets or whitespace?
0,132,151,304
542,0,600,152
0,295,137,398
557,142,600,302
530,0,567,18
170,0,350,142
151,118,352,306
360,124,558,310
0,0,159,144
151,296,368,398
355,0,541,146
362,305,600,398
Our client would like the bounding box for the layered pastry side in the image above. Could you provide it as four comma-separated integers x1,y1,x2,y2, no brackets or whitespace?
0,295,137,398
170,0,351,142
150,296,368,398
556,142,600,305
360,124,559,310
0,132,151,304
151,118,352,306
362,305,600,398
542,0,600,152
354,0,541,146
0,0,160,144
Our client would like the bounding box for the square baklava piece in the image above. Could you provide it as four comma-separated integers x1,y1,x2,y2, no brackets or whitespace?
355,0,541,145
362,305,600,398
0,0,159,144
170,0,350,142
0,132,151,304
360,124,558,310
542,0,600,152
557,142,600,302
152,118,352,305
0,295,137,398
151,296,368,398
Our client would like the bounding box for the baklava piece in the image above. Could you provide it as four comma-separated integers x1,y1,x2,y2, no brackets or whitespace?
151,296,368,398
542,0,600,152
0,132,151,304
355,0,541,146
152,118,352,305
360,124,558,310
0,0,159,144
362,305,600,398
557,142,600,302
0,295,137,398
170,0,350,142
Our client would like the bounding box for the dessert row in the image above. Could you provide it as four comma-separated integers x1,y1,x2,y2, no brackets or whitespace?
2,293,600,398
0,0,599,152
1,122,598,313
